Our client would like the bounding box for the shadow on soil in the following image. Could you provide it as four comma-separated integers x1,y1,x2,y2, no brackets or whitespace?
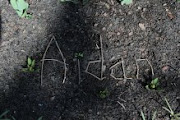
0,9,1,43
0,3,102,120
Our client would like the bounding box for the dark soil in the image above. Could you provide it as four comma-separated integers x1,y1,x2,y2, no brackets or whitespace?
0,0,180,120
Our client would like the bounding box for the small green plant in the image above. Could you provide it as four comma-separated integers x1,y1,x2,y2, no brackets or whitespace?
38,116,43,120
0,110,15,120
162,98,180,120
119,0,133,5
0,110,9,120
99,88,110,99
140,110,157,120
10,0,32,19
145,78,159,90
75,52,84,59
22,57,36,72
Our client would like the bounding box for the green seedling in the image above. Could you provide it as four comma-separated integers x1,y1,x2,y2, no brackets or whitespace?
162,98,180,120
23,57,36,72
140,110,157,120
145,78,159,90
75,52,84,59
38,116,43,120
10,0,32,19
0,110,9,120
99,88,110,99
0,110,15,120
119,0,133,5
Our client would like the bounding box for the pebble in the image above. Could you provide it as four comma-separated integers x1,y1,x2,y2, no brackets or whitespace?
162,66,169,73
139,23,146,31
102,27,106,31
103,13,108,17
129,31,133,36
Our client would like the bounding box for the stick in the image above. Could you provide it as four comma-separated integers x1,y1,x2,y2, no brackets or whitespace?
117,101,126,110
100,36,104,80
78,59,81,84
85,60,105,80
136,59,154,79
41,59,66,65
54,39,67,83
121,58,133,80
41,36,54,86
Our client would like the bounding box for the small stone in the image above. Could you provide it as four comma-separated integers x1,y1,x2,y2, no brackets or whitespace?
103,13,108,17
139,23,146,31
97,112,100,115
94,23,98,27
117,32,120,35
137,6,141,10
162,66,169,73
50,96,55,101
129,31,133,36
109,23,113,27
102,27,106,31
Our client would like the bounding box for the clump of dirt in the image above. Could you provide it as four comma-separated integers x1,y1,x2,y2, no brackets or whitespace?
0,0,180,120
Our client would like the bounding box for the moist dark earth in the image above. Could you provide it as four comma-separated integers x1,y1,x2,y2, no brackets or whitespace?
0,0,180,120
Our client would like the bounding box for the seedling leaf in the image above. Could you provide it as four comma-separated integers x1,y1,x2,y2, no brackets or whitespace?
0,110,9,118
152,111,157,120
140,111,146,120
10,0,32,18
121,0,133,5
27,57,32,66
151,78,159,85
16,0,29,11
38,116,43,120
31,60,35,67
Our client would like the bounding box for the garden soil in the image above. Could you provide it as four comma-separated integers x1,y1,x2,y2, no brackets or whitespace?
0,0,180,120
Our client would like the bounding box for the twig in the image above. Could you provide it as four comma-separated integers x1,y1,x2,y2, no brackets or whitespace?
117,101,126,110
100,36,104,80
84,36,106,81
41,36,54,86
136,59,154,79
85,71,102,80
77,59,81,84
121,58,133,80
54,39,67,83
41,59,66,65
110,58,132,80
85,60,106,80
110,61,124,80
85,60,101,71
41,36,67,86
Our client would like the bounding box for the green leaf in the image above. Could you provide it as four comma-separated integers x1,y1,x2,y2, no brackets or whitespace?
152,78,159,85
27,57,32,66
22,68,28,72
10,0,31,18
38,116,43,120
10,0,18,10
152,111,157,120
0,110,9,118
16,0,29,11
31,59,35,67
145,85,149,90
121,0,133,5
25,14,32,19
140,111,146,120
